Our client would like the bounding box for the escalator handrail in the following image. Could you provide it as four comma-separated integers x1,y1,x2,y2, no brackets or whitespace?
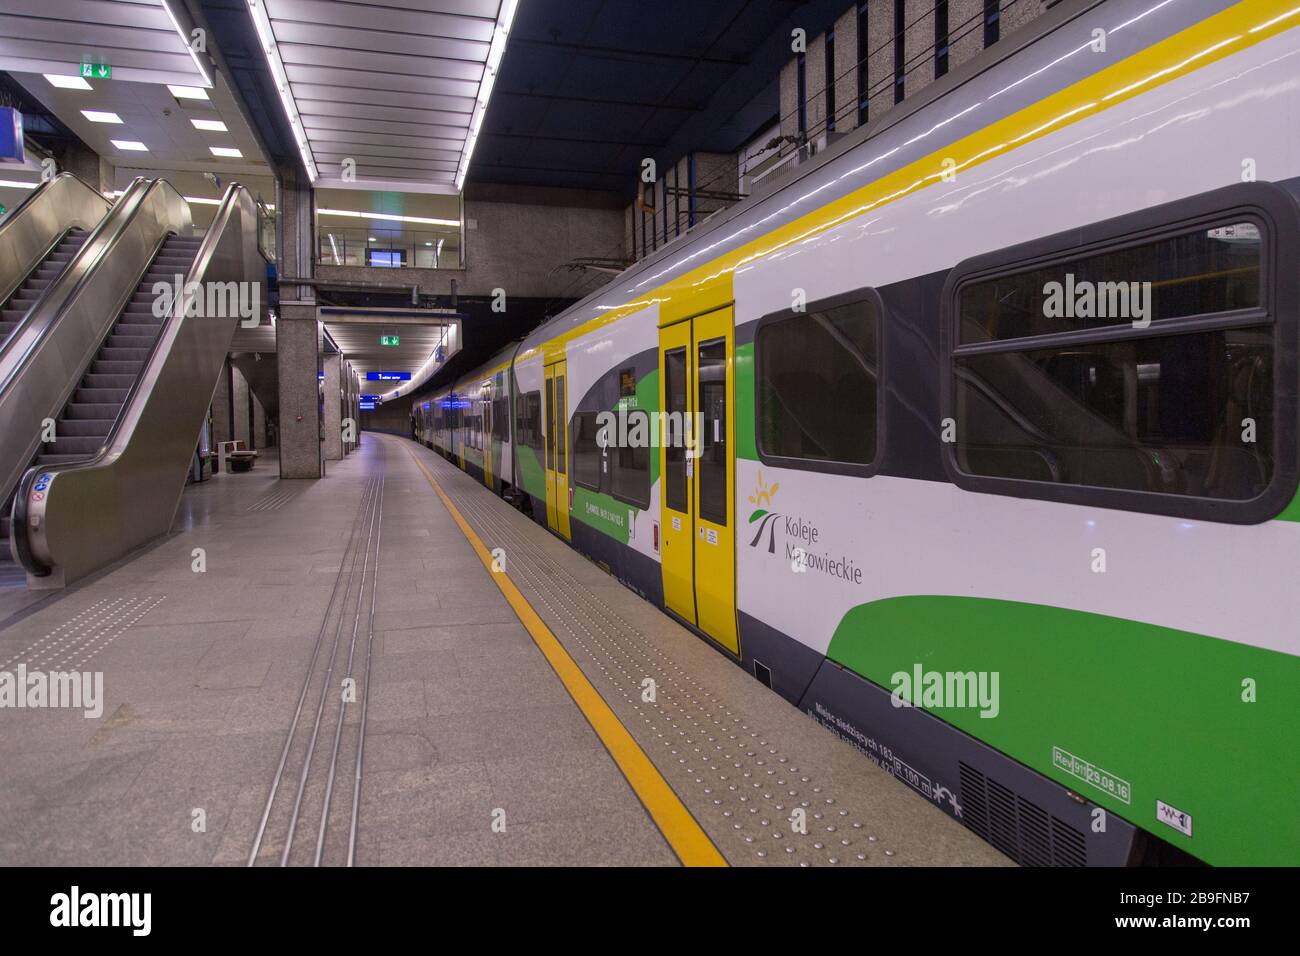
13,183,255,576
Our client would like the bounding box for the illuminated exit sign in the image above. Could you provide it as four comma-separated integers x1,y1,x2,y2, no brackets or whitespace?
381,335,399,346
80,62,111,80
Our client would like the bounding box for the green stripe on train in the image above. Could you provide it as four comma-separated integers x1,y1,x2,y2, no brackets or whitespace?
825,595,1300,866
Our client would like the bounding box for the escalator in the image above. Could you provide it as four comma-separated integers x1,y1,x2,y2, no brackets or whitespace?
1,231,91,348
2,178,264,587
34,236,204,467
0,173,113,585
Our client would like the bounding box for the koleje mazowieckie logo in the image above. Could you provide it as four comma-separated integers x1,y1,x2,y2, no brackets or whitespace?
746,470,782,552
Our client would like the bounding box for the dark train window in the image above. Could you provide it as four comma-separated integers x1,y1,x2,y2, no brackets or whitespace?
611,409,650,508
959,223,1262,344
555,376,567,476
572,411,602,491
517,391,542,453
492,396,509,441
664,348,688,513
757,293,880,471
944,186,1298,523
698,339,728,524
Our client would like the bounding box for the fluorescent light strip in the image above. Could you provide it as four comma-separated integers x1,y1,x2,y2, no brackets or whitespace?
0,179,39,189
81,110,123,124
45,74,92,90
456,0,520,191
191,118,228,132
209,146,243,157
317,208,459,227
160,0,214,87
245,0,318,183
168,85,209,101
111,140,148,151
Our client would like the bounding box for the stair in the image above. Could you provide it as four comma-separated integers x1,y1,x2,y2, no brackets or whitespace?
35,235,203,466
0,230,90,347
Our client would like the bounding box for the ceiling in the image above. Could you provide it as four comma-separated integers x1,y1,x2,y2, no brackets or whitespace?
471,0,850,193
11,70,268,178
0,0,211,88
252,0,508,193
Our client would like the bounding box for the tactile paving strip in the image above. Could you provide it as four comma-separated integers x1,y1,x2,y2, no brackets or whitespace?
0,595,165,671
422,451,896,867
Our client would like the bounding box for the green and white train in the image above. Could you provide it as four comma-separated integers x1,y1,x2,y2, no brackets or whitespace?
414,0,1300,866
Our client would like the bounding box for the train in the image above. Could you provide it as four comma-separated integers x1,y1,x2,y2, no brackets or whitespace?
412,0,1300,866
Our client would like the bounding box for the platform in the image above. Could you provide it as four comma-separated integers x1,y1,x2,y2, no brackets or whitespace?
0,433,1008,866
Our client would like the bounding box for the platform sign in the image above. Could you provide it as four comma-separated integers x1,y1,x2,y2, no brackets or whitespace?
381,335,399,346
367,371,410,381
80,62,111,80
359,401,376,410
361,394,381,401
0,108,24,164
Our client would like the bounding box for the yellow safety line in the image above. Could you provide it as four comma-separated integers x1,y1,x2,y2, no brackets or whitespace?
403,443,728,867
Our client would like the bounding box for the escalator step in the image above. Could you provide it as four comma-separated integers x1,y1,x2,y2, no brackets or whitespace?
74,387,128,404
64,403,122,420
89,360,143,376
83,373,137,389
99,347,151,362
105,335,157,350
44,436,105,456
53,419,113,438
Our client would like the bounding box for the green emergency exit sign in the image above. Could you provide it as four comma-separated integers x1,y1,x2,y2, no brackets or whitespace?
81,62,111,80
381,335,399,346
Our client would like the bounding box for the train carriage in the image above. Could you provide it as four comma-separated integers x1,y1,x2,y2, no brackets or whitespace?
417,0,1300,866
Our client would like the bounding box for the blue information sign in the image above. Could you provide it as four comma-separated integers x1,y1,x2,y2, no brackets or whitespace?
366,371,411,381
0,108,25,164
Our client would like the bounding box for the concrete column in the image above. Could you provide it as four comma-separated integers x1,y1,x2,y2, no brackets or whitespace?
323,353,343,460
1000,0,1042,38
276,308,321,478
276,166,322,478
779,60,800,140
866,0,895,121
904,0,938,98
232,364,251,446
806,33,828,139
949,0,986,69
833,7,860,133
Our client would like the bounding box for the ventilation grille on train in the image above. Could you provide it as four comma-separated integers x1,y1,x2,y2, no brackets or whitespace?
959,762,1086,866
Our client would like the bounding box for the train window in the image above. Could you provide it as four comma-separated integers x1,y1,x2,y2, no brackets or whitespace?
611,409,650,509
959,224,1262,345
698,340,728,524
493,396,509,441
572,411,602,491
517,391,542,453
664,348,688,512
555,376,567,475
545,378,555,471
756,291,880,474
943,184,1298,523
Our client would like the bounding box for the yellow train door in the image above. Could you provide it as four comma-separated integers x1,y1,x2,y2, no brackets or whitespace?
658,307,738,656
543,361,572,539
